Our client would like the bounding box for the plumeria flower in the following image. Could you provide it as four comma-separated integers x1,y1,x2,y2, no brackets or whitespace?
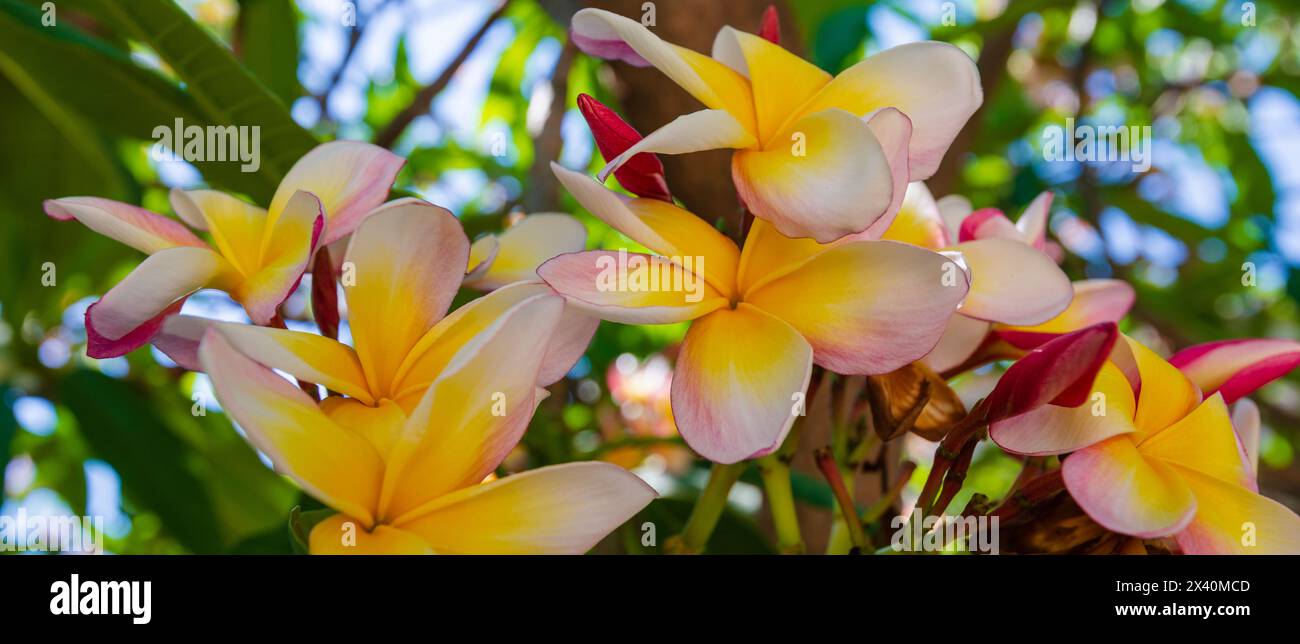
875,183,1129,375
991,335,1300,553
854,182,1071,437
540,164,970,463
158,199,595,403
44,141,404,358
569,8,981,242
188,201,652,554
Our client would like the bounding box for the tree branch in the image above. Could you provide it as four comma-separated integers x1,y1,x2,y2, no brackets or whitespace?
373,0,511,148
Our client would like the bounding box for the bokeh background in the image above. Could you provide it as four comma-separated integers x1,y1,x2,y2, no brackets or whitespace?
1,0,1297,553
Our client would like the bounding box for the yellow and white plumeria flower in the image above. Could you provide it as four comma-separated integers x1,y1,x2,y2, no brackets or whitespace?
44,141,404,357
541,164,972,463
570,8,982,242
188,201,652,554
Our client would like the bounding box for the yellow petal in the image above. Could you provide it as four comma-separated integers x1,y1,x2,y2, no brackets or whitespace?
538,250,728,324
308,513,433,555
671,304,812,463
744,240,968,375
1125,335,1201,439
169,189,267,275
235,190,323,325
464,213,587,291
319,396,408,461
210,322,374,404
395,462,656,554
553,163,739,295
785,41,981,178
199,330,383,526
736,217,829,296
379,293,564,520
1173,466,1300,554
878,182,949,249
343,199,469,397
733,108,895,242
711,27,830,146
1139,394,1250,489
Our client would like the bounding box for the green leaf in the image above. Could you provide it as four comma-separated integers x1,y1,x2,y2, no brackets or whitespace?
810,7,868,73
0,0,282,199
237,0,302,106
0,74,138,334
58,370,224,553
94,0,319,201
0,395,16,475
288,505,335,554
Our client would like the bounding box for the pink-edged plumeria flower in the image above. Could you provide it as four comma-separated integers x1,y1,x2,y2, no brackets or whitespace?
569,8,981,242
44,141,404,358
992,335,1300,554
539,164,970,463
187,200,651,553
867,182,1075,374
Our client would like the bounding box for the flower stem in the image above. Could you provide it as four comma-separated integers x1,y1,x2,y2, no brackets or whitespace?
670,461,745,554
757,454,804,554
815,448,867,553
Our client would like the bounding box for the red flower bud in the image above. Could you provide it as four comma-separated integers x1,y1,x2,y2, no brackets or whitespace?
759,5,781,44
576,93,672,202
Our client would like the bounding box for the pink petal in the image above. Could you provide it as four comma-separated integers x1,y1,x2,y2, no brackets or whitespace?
87,299,185,359
949,238,1073,325
957,208,1018,243
44,197,206,254
86,247,236,354
1015,191,1053,250
671,305,812,463
1062,436,1197,539
269,141,405,245
538,251,728,324
1169,338,1300,404
858,108,913,238
982,322,1119,423
152,314,213,370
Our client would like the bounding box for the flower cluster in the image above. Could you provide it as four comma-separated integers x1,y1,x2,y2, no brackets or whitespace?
44,5,1300,555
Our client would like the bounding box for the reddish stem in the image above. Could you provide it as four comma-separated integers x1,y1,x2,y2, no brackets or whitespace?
988,469,1065,523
